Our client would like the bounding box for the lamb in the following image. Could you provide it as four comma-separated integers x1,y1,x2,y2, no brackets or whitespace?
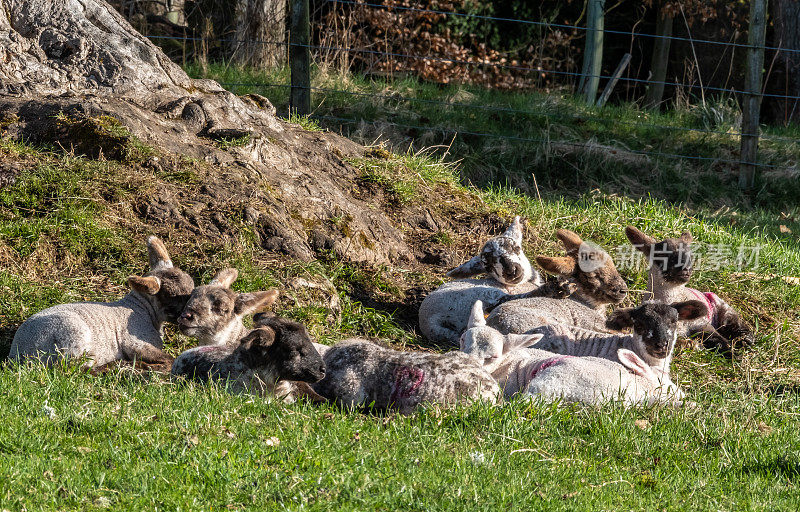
462,301,685,406
418,216,556,345
530,300,707,378
171,315,326,401
177,267,280,346
312,338,500,414
486,229,628,335
9,236,195,367
625,225,754,353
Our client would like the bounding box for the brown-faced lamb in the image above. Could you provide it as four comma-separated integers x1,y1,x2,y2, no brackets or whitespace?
9,237,194,368
177,268,279,346
625,225,754,354
486,229,628,335
462,301,685,406
418,216,565,345
312,338,500,414
171,315,326,401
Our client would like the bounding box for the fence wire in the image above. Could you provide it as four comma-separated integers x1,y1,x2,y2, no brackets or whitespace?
142,2,800,174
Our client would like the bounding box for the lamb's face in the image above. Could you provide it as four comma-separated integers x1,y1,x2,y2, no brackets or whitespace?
573,253,628,304
650,238,694,285
150,267,195,322
247,317,326,383
625,226,693,285
481,236,532,286
629,303,680,360
178,285,238,339
460,326,504,366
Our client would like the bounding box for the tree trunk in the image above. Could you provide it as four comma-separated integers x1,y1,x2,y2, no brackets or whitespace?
644,4,673,109
0,0,412,266
232,0,287,68
771,0,800,124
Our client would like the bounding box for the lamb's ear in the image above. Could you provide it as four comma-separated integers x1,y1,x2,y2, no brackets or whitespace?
606,308,634,331
234,289,279,316
617,349,655,379
673,300,708,321
624,226,655,256
680,231,693,244
467,300,486,328
240,327,276,366
502,216,524,244
504,333,543,353
128,275,161,295
210,268,239,288
555,229,584,255
447,256,485,278
240,327,276,350
536,256,576,276
147,236,173,271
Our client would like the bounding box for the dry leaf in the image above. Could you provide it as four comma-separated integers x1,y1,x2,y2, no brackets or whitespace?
222,427,236,439
265,436,280,447
76,446,92,454
188,435,200,446
634,419,650,430
757,421,773,434
780,225,792,233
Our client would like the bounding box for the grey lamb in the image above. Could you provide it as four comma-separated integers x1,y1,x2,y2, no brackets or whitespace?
418,216,551,345
10,236,194,367
312,338,500,414
462,301,685,406
487,229,628,335
625,225,754,354
172,315,326,401
177,267,279,346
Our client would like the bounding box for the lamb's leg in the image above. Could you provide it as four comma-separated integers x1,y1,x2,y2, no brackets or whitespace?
425,315,462,345
485,276,577,313
291,381,328,403
122,343,173,365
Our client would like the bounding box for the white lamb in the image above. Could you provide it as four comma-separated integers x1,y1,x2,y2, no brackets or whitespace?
461,301,685,406
418,217,547,345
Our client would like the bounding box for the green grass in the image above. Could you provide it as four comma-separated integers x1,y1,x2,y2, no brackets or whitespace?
2,66,800,509
3,363,800,511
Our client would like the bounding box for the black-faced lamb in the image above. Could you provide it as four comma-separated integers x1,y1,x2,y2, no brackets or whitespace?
9,236,194,367
462,301,685,406
312,338,500,414
625,225,754,353
177,267,279,346
486,229,628,335
171,315,326,401
530,300,707,377
418,216,558,345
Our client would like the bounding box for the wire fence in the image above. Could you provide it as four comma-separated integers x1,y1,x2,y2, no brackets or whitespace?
142,0,800,177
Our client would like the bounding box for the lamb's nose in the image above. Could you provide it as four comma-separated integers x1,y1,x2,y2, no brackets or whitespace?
179,311,193,322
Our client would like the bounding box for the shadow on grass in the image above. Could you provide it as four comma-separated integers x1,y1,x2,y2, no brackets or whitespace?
739,457,800,480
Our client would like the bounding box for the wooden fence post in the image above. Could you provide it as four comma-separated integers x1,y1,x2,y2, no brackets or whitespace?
597,53,631,107
644,4,673,109
739,0,767,191
290,0,311,116
579,0,605,104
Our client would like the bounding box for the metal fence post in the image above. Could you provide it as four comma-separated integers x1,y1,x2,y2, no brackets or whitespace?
290,0,311,116
739,0,767,191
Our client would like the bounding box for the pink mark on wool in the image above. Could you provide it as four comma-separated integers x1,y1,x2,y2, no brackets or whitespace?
197,345,224,353
688,288,718,325
390,366,426,402
530,355,573,380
